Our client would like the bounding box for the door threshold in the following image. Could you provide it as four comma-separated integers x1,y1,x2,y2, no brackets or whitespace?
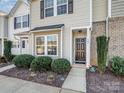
75,61,86,64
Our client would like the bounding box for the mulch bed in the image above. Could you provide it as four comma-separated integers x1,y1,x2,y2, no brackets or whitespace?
0,62,13,68
0,67,68,88
87,70,124,93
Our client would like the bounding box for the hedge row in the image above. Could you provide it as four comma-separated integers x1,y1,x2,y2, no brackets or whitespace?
13,54,71,74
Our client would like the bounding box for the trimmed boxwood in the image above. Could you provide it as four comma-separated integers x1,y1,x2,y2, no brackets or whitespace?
13,54,35,68
51,58,71,74
111,56,124,76
30,56,52,71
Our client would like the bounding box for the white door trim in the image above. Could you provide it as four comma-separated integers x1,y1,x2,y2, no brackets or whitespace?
70,27,91,68
20,37,29,54
74,36,87,63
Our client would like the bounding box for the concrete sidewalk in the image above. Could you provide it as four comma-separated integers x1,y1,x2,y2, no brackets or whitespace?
62,64,86,93
0,75,83,93
0,64,86,93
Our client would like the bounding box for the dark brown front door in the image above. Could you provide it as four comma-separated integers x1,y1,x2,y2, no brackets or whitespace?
75,38,86,63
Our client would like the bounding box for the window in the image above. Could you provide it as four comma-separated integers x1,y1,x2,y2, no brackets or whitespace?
14,14,29,29
35,35,58,56
12,41,19,48
45,0,54,17
15,17,21,29
36,37,45,55
47,35,57,55
22,15,29,28
22,40,25,48
43,0,69,17
57,0,67,15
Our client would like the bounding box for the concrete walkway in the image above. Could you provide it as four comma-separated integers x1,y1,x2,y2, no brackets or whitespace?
0,75,83,93
62,64,86,93
0,64,15,72
0,64,86,93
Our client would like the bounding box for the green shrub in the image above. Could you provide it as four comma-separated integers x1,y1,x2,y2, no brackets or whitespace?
13,54,35,68
111,56,124,76
51,58,71,74
96,36,109,74
4,40,12,62
30,56,52,71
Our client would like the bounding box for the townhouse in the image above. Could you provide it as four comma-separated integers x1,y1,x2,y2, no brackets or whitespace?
0,0,124,68
0,11,8,56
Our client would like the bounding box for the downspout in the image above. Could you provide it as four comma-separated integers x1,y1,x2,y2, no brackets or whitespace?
105,0,111,66
106,0,111,38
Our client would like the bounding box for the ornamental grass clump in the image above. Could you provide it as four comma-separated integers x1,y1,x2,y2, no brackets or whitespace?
96,36,109,74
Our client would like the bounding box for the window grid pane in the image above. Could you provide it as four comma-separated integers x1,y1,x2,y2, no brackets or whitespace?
57,5,67,15
47,46,57,55
45,0,54,8
16,17,21,29
57,0,67,5
47,35,57,55
36,37,45,45
36,46,45,55
45,8,54,17
22,15,28,28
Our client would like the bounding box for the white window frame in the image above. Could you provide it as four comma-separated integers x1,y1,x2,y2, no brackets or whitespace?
12,41,19,48
44,0,54,17
15,16,21,29
14,14,29,29
35,34,58,56
22,15,29,28
57,0,68,15
44,0,68,17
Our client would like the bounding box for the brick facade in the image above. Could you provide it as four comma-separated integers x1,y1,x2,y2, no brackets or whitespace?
91,21,106,65
109,16,124,58
91,16,124,65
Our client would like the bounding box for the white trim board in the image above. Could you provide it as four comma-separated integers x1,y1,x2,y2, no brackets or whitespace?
34,34,59,57
70,27,91,68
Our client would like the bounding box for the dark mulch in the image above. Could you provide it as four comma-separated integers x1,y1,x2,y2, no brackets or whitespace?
87,70,124,93
0,67,68,88
0,62,13,68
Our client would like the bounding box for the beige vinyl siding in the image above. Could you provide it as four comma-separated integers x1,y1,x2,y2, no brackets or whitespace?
3,17,8,37
31,0,91,29
0,16,8,37
93,0,107,22
112,0,124,17
30,0,91,61
0,17,3,37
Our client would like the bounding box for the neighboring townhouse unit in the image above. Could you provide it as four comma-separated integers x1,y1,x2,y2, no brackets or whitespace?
6,0,124,68
0,11,8,56
28,0,93,68
8,0,30,55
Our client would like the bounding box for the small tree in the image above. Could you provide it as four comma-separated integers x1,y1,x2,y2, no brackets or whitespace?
4,40,12,62
96,36,109,74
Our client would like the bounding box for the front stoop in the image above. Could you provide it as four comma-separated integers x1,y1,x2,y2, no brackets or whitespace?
62,66,86,93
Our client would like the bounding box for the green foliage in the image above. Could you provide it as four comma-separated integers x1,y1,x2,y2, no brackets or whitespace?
96,36,109,74
13,54,35,68
30,56,52,71
111,56,124,76
51,58,71,74
4,40,12,62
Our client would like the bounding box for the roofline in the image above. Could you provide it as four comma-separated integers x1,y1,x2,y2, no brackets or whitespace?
0,10,7,16
8,0,29,17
